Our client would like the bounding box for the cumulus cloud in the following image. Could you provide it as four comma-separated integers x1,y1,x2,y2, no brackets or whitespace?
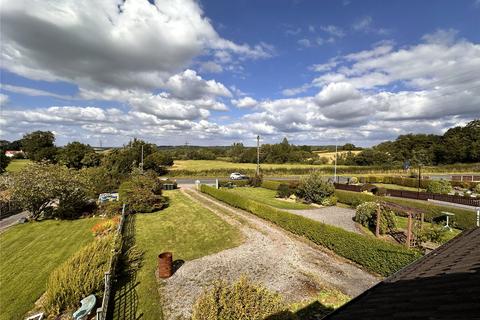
231,97,258,108
0,0,272,90
0,93,9,105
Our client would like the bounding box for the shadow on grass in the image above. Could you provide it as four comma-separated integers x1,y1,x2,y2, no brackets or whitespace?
108,214,144,320
265,301,334,320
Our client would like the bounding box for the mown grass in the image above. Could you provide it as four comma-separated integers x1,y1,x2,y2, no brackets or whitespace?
224,187,313,210
0,218,100,320
5,159,31,172
111,190,243,320
374,183,425,192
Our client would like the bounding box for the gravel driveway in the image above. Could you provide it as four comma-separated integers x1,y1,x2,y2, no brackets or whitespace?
287,206,361,234
159,188,379,320
0,211,28,232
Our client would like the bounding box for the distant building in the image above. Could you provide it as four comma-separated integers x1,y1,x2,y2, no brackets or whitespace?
324,227,480,319
4,150,24,158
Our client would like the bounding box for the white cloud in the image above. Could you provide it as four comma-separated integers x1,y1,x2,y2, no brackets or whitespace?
0,93,9,105
200,61,223,73
231,97,258,108
321,25,345,38
0,0,272,91
352,16,389,35
298,39,312,48
163,69,231,100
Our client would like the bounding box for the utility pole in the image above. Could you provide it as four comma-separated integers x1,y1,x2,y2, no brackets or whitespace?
334,144,338,183
256,135,260,176
140,144,144,173
418,164,422,193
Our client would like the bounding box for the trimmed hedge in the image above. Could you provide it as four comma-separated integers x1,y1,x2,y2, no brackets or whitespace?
335,190,476,230
218,179,250,187
201,185,421,276
261,180,284,190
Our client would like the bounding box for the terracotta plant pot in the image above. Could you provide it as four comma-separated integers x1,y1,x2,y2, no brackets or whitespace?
158,252,173,278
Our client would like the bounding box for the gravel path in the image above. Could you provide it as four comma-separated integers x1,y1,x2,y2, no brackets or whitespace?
0,211,28,232
287,206,361,234
159,187,379,320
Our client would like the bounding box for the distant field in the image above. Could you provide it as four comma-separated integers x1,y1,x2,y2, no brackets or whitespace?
171,160,317,171
313,150,361,163
5,159,31,172
374,183,426,192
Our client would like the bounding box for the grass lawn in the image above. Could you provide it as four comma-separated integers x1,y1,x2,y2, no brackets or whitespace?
374,183,425,192
393,216,461,242
111,190,243,320
5,159,31,172
0,218,100,320
225,187,313,210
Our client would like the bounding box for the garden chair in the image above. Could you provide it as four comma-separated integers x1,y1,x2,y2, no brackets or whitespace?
73,294,96,320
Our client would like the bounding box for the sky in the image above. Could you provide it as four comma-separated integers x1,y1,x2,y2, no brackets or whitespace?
0,0,479,147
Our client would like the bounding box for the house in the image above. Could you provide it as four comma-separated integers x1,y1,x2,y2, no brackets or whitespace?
4,150,24,158
324,227,480,319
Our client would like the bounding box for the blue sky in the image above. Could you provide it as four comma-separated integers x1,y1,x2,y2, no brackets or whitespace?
1,0,479,146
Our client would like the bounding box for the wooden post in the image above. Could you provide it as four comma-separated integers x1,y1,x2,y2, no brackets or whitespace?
406,213,413,248
421,212,425,230
375,205,381,237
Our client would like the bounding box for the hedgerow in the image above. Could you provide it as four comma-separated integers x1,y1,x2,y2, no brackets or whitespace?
335,190,476,230
261,180,284,190
43,234,114,315
201,185,421,276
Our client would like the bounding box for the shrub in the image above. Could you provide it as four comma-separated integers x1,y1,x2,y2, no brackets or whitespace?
415,223,449,244
261,180,283,190
248,173,263,187
349,177,359,184
201,185,421,276
92,216,120,236
321,195,337,206
97,201,123,217
355,202,396,235
426,180,452,194
118,173,167,213
191,277,293,320
335,190,476,230
296,172,335,204
276,184,292,198
143,152,173,175
43,234,114,316
475,183,480,194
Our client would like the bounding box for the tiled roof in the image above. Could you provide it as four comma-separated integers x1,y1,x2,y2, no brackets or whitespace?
324,227,480,320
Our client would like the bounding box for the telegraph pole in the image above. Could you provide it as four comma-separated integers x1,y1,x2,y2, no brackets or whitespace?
334,144,338,183
140,144,144,173
256,135,260,176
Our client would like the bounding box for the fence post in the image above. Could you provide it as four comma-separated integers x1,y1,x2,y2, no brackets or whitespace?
375,205,381,238
406,213,412,248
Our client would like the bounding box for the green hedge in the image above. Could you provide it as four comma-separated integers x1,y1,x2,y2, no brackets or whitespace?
201,185,421,276
335,190,476,230
218,179,250,187
261,180,285,190
361,175,479,190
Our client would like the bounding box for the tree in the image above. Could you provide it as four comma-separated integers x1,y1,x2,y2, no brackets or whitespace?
0,153,11,173
7,163,90,219
342,143,356,151
426,180,452,195
118,172,167,213
296,171,335,204
59,141,97,169
21,131,57,162
143,151,174,175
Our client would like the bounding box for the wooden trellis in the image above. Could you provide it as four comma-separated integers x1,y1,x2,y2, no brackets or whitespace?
377,201,426,248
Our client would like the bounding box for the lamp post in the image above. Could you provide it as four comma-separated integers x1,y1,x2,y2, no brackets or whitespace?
256,135,260,176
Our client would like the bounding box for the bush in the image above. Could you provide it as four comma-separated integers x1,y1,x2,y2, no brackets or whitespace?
296,172,335,204
92,216,120,236
355,202,396,234
248,173,263,187
43,234,114,316
118,173,167,213
143,152,173,175
415,223,449,244
475,183,480,194
191,277,293,320
321,195,337,206
426,180,452,194
335,189,476,230
349,177,359,184
276,184,292,198
97,201,123,217
261,180,285,191
201,185,421,276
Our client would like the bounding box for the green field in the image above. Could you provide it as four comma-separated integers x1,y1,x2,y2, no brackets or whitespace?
0,218,100,320
5,159,31,172
111,190,243,320
171,160,318,171
224,187,313,210
374,183,425,192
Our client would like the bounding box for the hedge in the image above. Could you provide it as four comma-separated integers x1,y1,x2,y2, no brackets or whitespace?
335,190,476,230
261,180,285,190
201,185,421,276
218,179,250,187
